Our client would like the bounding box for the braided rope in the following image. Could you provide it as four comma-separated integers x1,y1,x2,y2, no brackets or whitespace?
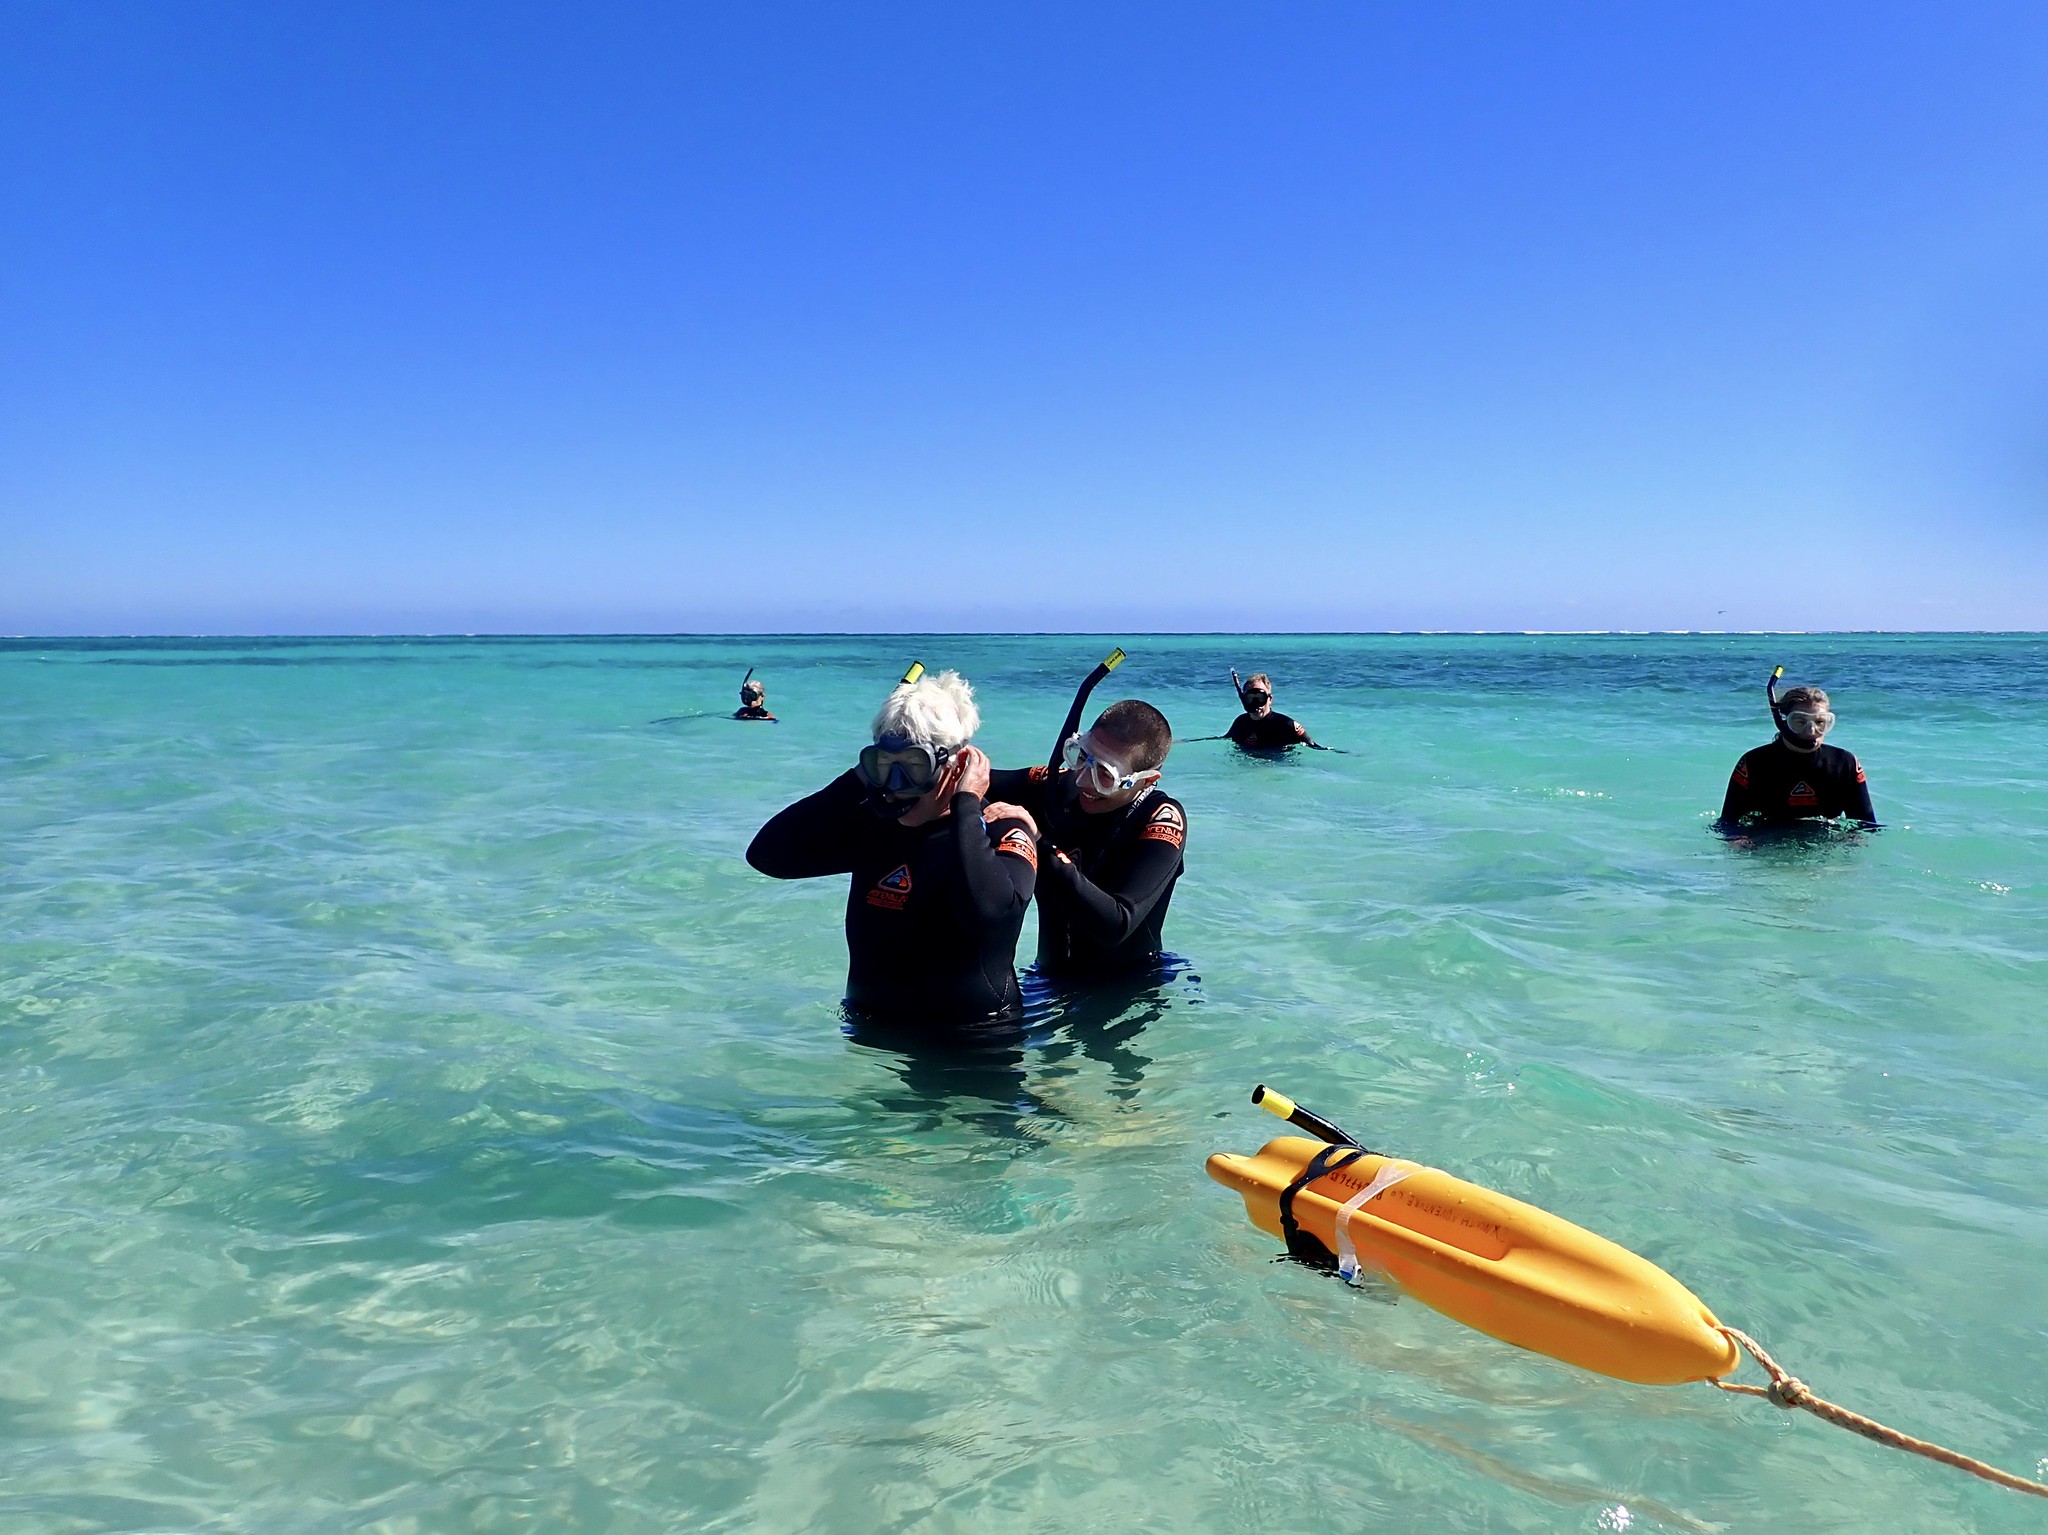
1711,1327,2048,1500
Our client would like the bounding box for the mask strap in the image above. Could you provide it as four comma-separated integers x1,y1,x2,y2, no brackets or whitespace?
1332,1161,1417,1282
1277,1144,1366,1265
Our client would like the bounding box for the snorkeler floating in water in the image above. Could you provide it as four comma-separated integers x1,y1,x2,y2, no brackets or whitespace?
734,669,776,721
745,663,1041,1031
1226,671,1326,752
1717,668,1877,831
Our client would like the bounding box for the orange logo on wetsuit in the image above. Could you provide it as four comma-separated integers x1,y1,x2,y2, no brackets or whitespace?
1140,802,1186,848
1731,761,1750,787
866,864,913,910
1787,780,1817,808
995,827,1038,870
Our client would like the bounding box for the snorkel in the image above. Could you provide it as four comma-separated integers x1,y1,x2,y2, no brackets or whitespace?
739,667,763,708
1251,1084,1370,1152
1039,647,1127,836
1049,647,1127,775
1230,669,1250,710
1765,665,1788,739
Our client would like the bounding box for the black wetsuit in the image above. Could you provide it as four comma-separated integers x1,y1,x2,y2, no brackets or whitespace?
734,705,777,721
746,770,1038,1027
1718,738,1876,828
989,766,1187,980
1227,710,1309,751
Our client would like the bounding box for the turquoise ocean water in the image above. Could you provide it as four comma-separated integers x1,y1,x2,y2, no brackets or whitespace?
3,633,2045,1533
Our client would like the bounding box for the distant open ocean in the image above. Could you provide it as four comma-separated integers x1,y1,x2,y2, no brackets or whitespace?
3,633,2044,1532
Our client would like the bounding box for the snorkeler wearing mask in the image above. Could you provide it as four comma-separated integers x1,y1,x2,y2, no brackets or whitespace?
1717,678,1877,830
1226,672,1321,752
745,666,1041,1030
734,672,776,721
988,699,1187,981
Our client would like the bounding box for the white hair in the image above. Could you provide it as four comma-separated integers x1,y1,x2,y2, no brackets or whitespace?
871,669,979,751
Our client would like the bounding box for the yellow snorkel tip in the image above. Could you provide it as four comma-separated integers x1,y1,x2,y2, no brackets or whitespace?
1102,647,1126,672
1252,1084,1297,1121
900,661,926,687
1771,665,1784,681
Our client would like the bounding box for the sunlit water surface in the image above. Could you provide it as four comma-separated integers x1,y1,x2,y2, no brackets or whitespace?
2,634,2045,1533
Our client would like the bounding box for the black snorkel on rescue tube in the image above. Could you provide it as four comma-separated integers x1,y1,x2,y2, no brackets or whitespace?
1765,664,1788,739
1048,647,1127,774
1251,1084,1371,1153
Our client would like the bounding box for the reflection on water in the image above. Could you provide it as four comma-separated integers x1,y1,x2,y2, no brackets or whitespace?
1715,820,1880,858
841,958,1196,1132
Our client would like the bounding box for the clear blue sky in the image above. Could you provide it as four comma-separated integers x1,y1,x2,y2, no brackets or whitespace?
4,2,2046,634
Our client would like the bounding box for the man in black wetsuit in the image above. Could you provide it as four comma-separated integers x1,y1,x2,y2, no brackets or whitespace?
1718,684,1877,830
1227,673,1320,752
734,677,776,721
989,699,1187,982
746,668,1040,1029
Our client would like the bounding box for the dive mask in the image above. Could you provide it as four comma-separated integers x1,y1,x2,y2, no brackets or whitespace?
1061,734,1156,797
1784,709,1833,734
857,736,954,807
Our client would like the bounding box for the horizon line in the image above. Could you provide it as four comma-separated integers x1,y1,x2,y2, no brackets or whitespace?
8,629,2048,642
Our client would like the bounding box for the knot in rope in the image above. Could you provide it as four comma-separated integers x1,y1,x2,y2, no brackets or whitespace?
1710,1325,2048,1501
1766,1375,1809,1410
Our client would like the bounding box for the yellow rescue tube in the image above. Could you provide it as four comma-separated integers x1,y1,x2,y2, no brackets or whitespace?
1207,1135,1739,1386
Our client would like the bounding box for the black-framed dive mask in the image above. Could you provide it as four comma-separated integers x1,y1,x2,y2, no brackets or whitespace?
856,736,954,814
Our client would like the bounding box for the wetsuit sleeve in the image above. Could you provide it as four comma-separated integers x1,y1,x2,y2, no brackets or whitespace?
1038,813,1184,948
985,767,1048,817
1846,755,1876,824
1717,755,1756,827
950,792,1036,924
746,770,865,878
1226,713,1254,745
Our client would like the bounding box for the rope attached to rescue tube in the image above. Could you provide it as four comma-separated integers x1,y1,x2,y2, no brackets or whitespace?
1711,1327,2048,1499
1230,1088,2048,1502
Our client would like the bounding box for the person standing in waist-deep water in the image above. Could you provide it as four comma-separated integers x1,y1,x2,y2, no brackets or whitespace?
746,668,1041,1029
734,675,776,721
1718,684,1877,830
988,699,1186,981
1227,672,1322,752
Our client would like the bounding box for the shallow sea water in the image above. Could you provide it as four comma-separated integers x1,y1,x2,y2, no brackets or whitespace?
2,632,2045,1533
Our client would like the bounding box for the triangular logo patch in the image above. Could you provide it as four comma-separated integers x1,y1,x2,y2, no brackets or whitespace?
865,863,914,909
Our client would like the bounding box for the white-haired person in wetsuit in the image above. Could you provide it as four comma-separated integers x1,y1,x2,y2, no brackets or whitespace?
746,669,1042,1031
